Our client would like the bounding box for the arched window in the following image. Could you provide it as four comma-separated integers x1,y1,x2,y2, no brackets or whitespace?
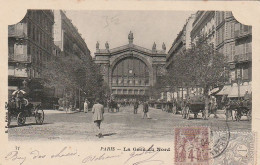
112,57,149,86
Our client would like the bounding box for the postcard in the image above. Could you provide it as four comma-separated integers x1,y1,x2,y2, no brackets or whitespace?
0,0,259,165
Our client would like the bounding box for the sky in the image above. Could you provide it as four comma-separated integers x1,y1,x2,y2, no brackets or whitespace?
65,10,195,57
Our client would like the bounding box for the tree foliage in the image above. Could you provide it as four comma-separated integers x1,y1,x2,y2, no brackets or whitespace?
147,75,168,100
41,54,108,101
167,37,229,96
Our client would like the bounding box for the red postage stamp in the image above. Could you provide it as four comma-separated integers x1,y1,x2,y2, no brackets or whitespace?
175,127,210,165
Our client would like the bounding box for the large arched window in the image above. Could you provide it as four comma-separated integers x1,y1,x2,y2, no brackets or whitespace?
112,57,149,86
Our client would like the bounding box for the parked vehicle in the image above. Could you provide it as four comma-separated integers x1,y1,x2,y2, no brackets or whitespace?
225,99,251,122
6,98,44,127
182,95,206,120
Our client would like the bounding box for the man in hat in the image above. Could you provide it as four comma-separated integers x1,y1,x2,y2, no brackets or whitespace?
142,100,150,119
92,98,104,138
12,86,26,110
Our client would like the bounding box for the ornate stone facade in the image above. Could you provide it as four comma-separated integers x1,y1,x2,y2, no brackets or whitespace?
94,32,166,100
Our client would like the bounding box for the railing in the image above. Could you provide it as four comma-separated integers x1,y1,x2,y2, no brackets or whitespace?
8,54,31,63
8,23,27,38
233,52,252,62
234,27,252,39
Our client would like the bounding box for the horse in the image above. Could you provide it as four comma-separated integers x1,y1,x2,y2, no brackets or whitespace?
108,100,119,112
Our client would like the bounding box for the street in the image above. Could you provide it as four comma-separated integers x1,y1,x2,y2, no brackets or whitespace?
8,106,251,141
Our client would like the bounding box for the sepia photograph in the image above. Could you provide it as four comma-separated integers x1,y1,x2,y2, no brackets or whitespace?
1,1,258,164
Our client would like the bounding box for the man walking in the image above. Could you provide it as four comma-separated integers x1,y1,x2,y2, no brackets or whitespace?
134,100,139,114
142,101,150,119
92,98,104,138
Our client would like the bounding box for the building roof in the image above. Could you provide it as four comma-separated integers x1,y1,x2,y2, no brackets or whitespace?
95,43,166,57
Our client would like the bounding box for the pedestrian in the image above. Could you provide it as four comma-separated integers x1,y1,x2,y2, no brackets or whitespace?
142,101,150,119
92,98,104,138
84,99,89,113
134,100,139,114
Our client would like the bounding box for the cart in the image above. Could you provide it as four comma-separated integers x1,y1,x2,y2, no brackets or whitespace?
225,100,251,122
182,101,206,120
181,95,206,120
6,99,44,127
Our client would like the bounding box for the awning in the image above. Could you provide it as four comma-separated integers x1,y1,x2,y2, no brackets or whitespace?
209,87,220,95
8,86,18,90
228,83,251,98
216,85,232,95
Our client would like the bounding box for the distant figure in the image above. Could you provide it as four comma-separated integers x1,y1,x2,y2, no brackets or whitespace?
208,96,218,118
142,101,150,119
84,99,89,113
92,98,104,138
134,100,139,114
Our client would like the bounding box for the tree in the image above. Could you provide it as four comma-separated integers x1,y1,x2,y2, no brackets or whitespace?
41,53,108,106
147,75,169,100
167,37,229,112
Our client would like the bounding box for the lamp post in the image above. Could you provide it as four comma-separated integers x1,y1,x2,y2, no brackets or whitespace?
237,75,241,99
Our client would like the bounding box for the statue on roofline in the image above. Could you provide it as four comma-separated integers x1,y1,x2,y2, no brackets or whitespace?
128,31,134,44
105,41,109,50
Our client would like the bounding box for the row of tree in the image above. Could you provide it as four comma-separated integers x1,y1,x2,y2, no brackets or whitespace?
150,37,229,102
40,53,110,107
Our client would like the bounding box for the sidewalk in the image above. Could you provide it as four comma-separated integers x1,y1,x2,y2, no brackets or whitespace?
43,109,81,114
151,107,227,119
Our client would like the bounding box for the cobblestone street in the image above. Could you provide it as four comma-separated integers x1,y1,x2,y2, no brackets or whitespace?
8,106,251,141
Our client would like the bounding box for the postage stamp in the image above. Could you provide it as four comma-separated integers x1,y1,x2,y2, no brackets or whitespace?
175,126,256,165
174,127,210,165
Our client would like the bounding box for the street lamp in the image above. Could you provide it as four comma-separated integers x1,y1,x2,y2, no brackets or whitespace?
237,73,241,99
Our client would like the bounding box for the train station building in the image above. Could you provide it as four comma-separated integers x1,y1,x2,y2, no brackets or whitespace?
94,31,166,101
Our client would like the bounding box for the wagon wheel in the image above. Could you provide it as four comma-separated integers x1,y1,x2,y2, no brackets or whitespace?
172,106,177,115
35,107,44,125
186,106,191,120
17,112,26,126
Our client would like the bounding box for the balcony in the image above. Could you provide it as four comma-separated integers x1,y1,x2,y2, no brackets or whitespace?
8,23,27,38
234,27,252,39
8,65,29,78
233,52,252,62
9,54,31,63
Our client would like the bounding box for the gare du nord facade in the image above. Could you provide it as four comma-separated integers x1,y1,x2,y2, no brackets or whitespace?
94,32,167,101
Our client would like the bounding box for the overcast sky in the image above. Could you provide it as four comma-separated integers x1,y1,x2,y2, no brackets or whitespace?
65,10,195,56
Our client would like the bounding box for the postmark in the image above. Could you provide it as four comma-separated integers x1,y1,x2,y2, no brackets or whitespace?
174,125,255,165
212,132,255,165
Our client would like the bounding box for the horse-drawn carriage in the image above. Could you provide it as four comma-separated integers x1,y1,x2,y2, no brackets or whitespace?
224,99,251,122
181,95,206,120
6,98,44,127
